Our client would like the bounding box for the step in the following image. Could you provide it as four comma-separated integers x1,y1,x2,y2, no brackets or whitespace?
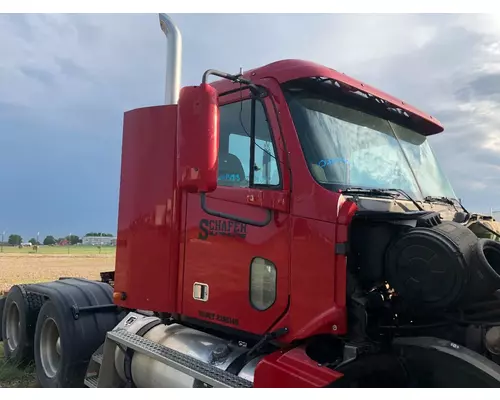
107,328,253,388
85,374,99,388
92,351,103,365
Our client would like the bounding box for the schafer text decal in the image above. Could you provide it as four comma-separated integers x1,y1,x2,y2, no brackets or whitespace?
198,219,247,240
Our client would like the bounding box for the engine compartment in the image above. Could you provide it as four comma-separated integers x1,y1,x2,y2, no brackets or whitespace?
345,210,500,358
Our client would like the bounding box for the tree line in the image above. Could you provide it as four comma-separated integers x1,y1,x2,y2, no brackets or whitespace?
4,233,115,246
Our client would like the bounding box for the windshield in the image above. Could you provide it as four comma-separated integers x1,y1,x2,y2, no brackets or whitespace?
284,88,457,201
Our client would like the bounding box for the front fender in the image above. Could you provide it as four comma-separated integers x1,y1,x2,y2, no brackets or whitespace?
392,336,500,387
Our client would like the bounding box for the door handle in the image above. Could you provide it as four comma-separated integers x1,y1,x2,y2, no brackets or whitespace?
246,194,261,206
200,193,272,227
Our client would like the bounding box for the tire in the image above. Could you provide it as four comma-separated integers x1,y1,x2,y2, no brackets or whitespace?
0,295,6,341
34,300,87,388
1,285,44,365
474,239,500,283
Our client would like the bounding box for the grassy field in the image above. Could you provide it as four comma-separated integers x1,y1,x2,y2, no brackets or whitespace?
0,248,116,386
0,344,37,388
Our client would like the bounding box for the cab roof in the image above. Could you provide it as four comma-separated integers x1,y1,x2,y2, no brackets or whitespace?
209,59,443,135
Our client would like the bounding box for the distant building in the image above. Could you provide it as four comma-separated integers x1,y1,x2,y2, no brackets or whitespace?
82,236,117,246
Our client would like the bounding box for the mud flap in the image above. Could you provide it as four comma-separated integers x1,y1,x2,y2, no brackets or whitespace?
393,336,500,387
26,278,122,387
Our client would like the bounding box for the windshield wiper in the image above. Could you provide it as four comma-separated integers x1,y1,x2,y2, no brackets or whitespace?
424,196,470,219
340,187,423,211
424,196,456,206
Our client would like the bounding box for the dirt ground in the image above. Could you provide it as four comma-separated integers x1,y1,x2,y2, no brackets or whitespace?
0,253,115,294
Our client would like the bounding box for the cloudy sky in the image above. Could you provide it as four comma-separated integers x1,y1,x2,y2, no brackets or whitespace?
1,13,499,240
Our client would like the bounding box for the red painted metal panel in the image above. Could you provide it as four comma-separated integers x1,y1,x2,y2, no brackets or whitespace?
177,83,220,193
180,190,290,334
113,105,180,313
335,198,358,307
271,216,348,339
253,347,343,388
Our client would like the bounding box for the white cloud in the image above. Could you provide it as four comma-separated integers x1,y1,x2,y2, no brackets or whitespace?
1,13,500,212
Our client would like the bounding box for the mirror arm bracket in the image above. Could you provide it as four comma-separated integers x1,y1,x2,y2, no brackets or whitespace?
202,69,267,98
200,193,272,228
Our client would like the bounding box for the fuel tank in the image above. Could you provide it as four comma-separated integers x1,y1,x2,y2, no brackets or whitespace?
113,315,261,388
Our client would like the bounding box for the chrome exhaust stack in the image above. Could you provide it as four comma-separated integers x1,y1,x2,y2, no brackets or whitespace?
158,13,182,105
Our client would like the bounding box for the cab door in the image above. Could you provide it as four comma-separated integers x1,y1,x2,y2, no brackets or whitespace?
180,90,291,335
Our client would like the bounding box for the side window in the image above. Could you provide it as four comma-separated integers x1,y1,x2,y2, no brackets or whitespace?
218,99,280,188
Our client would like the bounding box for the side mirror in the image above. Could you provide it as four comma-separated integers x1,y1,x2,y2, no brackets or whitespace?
177,83,220,193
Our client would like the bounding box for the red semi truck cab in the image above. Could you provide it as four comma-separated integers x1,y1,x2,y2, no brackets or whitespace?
112,59,450,343
6,15,500,389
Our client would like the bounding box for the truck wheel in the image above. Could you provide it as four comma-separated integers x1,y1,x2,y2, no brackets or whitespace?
0,295,6,341
1,285,44,365
34,300,86,388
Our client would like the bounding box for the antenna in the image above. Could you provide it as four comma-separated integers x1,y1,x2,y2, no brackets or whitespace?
158,14,183,105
